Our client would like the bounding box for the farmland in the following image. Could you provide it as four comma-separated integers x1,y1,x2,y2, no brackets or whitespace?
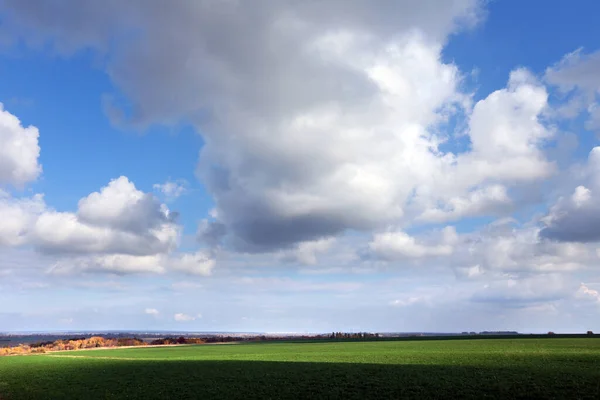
1,338,599,399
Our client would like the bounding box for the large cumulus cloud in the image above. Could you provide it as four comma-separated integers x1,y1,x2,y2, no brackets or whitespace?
0,1,567,261
1,0,513,253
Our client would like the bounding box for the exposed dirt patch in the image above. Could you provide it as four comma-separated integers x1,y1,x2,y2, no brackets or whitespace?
61,343,191,352
46,355,154,361
2,342,240,358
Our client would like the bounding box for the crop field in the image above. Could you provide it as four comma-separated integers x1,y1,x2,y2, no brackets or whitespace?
1,338,599,399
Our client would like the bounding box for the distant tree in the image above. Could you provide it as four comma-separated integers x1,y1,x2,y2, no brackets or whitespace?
587,331,594,336
547,331,555,335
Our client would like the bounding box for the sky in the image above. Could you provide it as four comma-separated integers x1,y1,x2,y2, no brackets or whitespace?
1,0,600,334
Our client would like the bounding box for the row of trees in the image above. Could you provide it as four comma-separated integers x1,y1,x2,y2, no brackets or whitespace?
0,336,147,356
328,332,381,339
150,337,205,345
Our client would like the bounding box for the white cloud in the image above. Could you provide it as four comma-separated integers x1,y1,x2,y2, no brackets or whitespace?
410,70,553,226
471,274,576,305
168,251,215,276
174,313,199,322
545,48,600,133
546,48,600,95
33,211,177,256
457,264,484,279
78,176,174,233
153,179,188,201
0,104,41,187
49,254,166,275
571,186,591,207
457,69,553,183
47,250,217,276
32,177,180,258
368,227,457,261
419,184,512,223
145,308,159,315
576,284,600,303
361,216,596,277
0,190,46,246
454,223,592,274
281,237,336,265
390,297,424,307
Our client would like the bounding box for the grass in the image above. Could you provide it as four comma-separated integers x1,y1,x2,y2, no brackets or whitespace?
1,338,599,399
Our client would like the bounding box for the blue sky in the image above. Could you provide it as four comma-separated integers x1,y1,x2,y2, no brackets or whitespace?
1,0,600,333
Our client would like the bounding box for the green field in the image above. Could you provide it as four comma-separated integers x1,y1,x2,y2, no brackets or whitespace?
1,338,599,399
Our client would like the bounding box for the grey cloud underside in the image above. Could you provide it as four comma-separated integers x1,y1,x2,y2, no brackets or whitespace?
2,0,480,49
197,221,227,248
203,186,380,251
79,193,174,234
540,210,600,243
231,214,349,252
539,194,600,244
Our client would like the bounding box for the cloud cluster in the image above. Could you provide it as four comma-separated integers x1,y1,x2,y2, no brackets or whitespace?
0,102,215,276
35,177,179,257
174,313,201,322
453,222,594,277
153,179,188,202
1,2,560,272
38,179,215,274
